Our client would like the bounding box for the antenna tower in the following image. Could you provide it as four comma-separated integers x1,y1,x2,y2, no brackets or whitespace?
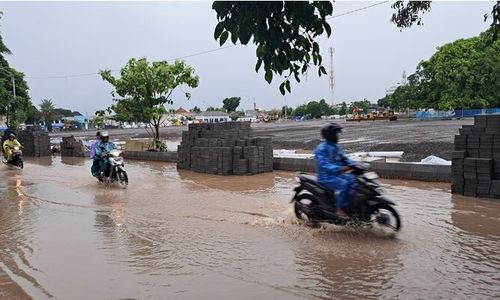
329,47,335,106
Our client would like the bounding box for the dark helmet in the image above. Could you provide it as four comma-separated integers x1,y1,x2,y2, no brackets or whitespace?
321,123,342,142
8,133,16,140
99,131,109,142
96,131,101,137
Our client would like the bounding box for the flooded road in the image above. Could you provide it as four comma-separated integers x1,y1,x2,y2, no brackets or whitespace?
1,157,499,299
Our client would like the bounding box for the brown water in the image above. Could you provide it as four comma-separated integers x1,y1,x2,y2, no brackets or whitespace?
1,157,499,299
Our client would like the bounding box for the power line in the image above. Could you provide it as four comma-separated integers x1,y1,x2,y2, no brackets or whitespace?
25,2,388,80
327,1,389,20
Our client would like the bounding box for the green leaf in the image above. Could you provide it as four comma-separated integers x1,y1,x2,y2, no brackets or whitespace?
313,42,319,53
320,66,327,75
265,69,273,84
214,22,225,39
304,53,311,62
231,31,239,44
285,80,291,93
279,82,286,95
323,21,332,37
256,46,266,58
219,31,229,46
255,59,263,72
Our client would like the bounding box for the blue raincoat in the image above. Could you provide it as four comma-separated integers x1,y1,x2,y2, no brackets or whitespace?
94,141,117,175
314,141,357,208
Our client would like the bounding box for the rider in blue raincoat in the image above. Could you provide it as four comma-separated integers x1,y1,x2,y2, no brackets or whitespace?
314,123,357,218
94,131,117,180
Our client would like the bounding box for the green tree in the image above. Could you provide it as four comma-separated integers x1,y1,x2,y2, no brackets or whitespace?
40,99,56,131
100,58,199,145
0,13,32,129
206,106,221,111
213,1,500,95
384,30,500,110
229,111,239,121
281,106,293,118
191,106,201,113
54,108,73,118
213,1,332,95
338,102,348,116
222,96,241,112
349,99,373,113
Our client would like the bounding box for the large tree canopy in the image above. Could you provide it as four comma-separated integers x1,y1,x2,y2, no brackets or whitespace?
213,1,500,95
380,30,500,110
213,1,332,95
222,96,241,112
0,12,32,128
100,58,199,143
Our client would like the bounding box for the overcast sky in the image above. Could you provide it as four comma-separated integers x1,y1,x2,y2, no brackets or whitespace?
1,1,494,115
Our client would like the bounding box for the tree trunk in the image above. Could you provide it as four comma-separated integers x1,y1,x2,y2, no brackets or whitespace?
154,123,160,146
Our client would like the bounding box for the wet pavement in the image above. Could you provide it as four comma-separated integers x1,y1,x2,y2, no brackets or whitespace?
1,157,499,299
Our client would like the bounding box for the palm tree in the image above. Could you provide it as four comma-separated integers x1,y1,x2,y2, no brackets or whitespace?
40,98,55,131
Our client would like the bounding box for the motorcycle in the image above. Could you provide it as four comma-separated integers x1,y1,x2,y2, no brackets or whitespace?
291,165,401,232
2,146,23,169
96,149,128,187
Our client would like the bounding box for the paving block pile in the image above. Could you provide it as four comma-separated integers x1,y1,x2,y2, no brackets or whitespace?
452,114,500,198
60,136,87,157
177,122,273,175
17,128,51,157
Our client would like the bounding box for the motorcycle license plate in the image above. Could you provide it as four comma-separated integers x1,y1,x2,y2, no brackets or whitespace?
365,172,379,180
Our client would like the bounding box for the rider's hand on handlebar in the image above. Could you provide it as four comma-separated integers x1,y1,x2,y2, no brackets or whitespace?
342,166,352,172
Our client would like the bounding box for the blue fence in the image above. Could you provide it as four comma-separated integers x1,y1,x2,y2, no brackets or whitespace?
416,108,500,120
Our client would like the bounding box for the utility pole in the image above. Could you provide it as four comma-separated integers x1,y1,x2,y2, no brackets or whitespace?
402,70,408,117
284,96,287,120
329,47,335,107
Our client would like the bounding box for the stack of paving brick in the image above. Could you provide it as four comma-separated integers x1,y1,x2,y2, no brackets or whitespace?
177,122,273,175
60,136,86,157
17,129,51,157
452,114,500,198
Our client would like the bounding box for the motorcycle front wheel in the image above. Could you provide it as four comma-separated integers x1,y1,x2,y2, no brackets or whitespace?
13,157,23,169
370,203,401,232
117,170,128,188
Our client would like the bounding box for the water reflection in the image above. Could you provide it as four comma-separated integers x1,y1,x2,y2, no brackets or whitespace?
177,169,290,193
25,156,53,167
60,156,86,166
451,194,500,239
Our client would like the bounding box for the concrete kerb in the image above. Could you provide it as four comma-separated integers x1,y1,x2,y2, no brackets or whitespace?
122,151,451,182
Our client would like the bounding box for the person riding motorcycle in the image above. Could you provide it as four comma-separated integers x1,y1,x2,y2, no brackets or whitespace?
94,131,117,180
90,131,101,177
314,123,357,218
3,133,22,162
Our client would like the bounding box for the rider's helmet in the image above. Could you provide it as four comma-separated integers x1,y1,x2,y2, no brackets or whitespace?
99,131,109,143
8,133,16,140
321,123,342,143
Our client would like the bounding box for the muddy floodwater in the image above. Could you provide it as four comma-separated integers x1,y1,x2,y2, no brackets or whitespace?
1,157,499,299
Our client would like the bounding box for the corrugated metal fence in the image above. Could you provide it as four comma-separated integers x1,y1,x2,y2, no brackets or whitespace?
416,108,500,120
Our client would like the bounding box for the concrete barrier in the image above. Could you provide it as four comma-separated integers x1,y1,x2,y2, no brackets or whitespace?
122,151,451,182
122,151,177,162
273,157,451,182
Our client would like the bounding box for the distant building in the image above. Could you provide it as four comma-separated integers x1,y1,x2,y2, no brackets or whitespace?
195,111,229,123
176,107,189,116
239,110,258,122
